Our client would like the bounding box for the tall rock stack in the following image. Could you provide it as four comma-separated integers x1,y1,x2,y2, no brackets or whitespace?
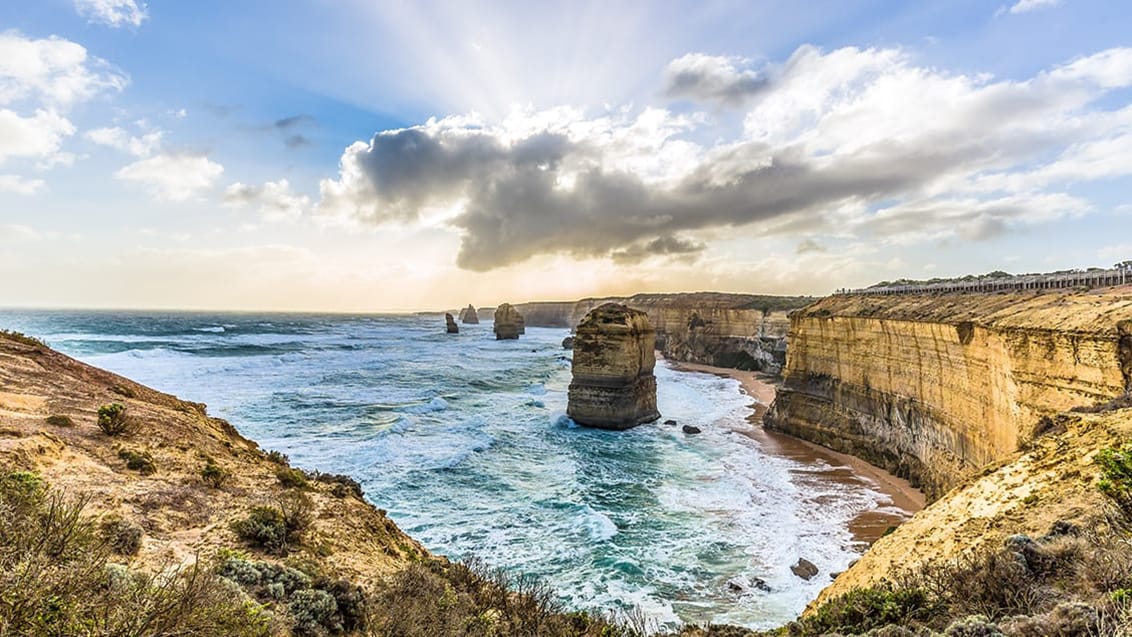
445,313,459,334
567,303,660,430
458,304,479,324
493,303,524,340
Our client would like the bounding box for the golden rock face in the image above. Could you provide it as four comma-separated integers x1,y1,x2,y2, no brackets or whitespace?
516,293,797,372
492,303,524,340
567,303,660,430
766,289,1132,499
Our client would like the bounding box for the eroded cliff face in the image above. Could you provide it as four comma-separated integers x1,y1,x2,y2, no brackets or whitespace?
567,304,660,429
766,289,1132,499
516,293,809,374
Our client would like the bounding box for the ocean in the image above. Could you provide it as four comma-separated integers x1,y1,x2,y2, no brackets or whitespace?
0,309,904,629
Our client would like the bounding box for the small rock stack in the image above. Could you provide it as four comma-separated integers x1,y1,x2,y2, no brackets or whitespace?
445,313,459,334
458,304,479,324
493,303,524,340
567,303,660,429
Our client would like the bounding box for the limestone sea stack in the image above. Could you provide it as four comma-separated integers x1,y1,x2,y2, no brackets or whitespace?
458,304,479,324
567,303,660,429
445,313,459,334
493,303,524,340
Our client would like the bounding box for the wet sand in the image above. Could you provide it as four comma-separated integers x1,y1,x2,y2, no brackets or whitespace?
668,360,925,546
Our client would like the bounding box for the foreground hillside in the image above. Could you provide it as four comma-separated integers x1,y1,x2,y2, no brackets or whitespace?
0,331,636,636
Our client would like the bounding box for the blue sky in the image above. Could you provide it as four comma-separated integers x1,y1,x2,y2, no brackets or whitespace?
1,0,1131,310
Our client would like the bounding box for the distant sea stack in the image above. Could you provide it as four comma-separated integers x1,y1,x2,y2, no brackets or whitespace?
445,313,459,334
493,303,524,340
567,303,660,429
458,304,479,324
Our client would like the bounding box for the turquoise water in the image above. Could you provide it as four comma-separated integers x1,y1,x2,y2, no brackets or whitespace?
0,310,903,629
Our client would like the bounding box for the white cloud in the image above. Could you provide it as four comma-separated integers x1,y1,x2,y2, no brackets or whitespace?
317,45,1132,269
0,31,128,108
1008,0,1060,15
74,0,149,28
85,126,163,157
664,53,767,105
0,175,46,195
224,179,311,221
115,154,224,201
0,109,75,163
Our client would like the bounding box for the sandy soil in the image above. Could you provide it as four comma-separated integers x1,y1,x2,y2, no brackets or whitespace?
667,360,925,546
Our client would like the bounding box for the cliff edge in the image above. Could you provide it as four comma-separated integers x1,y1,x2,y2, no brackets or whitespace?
767,288,1132,499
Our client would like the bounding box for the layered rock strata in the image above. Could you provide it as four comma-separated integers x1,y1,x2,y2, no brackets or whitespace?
516,293,810,374
445,313,459,334
766,289,1132,499
458,304,479,324
567,303,660,429
493,303,524,340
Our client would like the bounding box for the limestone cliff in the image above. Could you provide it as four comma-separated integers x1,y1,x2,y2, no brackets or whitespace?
516,293,811,374
458,304,479,324
493,303,524,340
567,304,660,429
766,289,1132,499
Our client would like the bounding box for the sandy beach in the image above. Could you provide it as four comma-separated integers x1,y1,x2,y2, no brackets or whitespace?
668,360,925,546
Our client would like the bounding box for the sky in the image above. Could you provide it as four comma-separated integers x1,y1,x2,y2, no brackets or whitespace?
1,0,1131,311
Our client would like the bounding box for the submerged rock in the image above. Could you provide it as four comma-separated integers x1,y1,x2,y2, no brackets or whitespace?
458,304,479,324
493,303,524,340
445,313,459,334
567,303,660,430
682,424,701,435
663,419,677,426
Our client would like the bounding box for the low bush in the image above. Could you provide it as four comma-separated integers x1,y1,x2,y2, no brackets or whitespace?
793,585,938,635
201,459,231,488
117,448,156,474
312,472,364,499
232,493,313,555
276,466,309,489
1096,445,1132,516
0,471,269,636
97,403,132,435
100,516,143,556
46,414,74,427
266,450,289,465
372,559,637,636
0,329,46,347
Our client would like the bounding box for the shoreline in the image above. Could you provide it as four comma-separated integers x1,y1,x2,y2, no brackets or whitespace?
666,360,925,546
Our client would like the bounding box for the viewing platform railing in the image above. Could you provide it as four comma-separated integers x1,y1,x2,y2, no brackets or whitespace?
835,265,1132,296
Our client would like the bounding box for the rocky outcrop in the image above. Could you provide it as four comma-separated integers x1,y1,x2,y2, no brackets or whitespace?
445,313,459,334
562,336,574,350
515,293,810,374
567,304,660,429
493,303,524,340
766,289,1132,499
458,304,479,324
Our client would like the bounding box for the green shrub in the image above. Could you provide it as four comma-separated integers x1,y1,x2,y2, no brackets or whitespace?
202,460,231,489
45,414,74,427
0,329,46,347
117,448,156,475
289,588,340,636
1096,445,1132,516
232,494,312,555
797,585,937,635
276,467,309,489
100,516,143,556
97,403,132,435
312,472,364,499
266,450,289,465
